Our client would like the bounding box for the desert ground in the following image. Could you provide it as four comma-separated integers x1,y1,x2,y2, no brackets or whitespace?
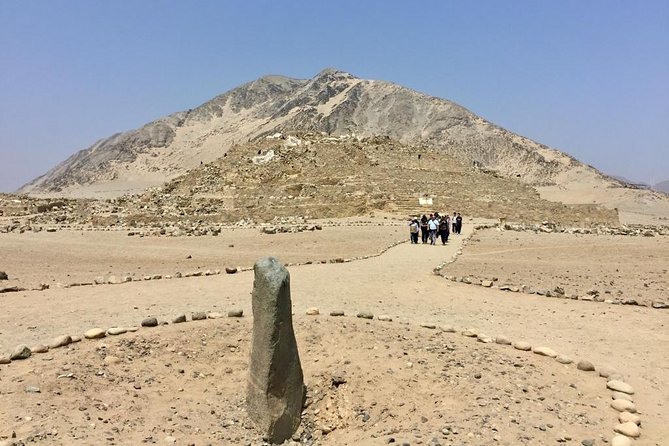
1,217,667,445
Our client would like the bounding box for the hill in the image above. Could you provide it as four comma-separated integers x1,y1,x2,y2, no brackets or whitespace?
17,69,669,223
653,180,669,194
125,133,617,225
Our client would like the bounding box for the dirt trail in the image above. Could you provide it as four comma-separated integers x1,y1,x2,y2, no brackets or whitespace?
1,224,667,443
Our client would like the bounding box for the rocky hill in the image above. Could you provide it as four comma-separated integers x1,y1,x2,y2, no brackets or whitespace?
18,69,669,223
124,133,618,226
653,180,669,194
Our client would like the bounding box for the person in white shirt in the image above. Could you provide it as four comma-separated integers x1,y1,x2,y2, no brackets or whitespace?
427,214,438,245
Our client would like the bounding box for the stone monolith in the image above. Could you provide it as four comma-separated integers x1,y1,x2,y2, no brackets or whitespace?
247,257,304,443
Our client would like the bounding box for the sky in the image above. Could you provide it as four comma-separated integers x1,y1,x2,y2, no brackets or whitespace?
1,1,668,192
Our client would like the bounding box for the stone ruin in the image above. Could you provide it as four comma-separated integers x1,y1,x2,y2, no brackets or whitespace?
247,257,304,443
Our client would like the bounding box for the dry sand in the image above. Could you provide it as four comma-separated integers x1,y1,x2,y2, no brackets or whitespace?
444,228,669,307
1,220,667,445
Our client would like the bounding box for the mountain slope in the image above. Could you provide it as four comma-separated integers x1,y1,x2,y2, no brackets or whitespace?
653,180,669,194
17,68,669,224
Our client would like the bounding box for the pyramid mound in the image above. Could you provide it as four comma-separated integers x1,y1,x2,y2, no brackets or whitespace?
131,133,617,225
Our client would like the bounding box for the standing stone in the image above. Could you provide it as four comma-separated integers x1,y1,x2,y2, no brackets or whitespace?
247,257,304,444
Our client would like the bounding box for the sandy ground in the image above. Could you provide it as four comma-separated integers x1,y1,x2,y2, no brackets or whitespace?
0,223,405,289
1,317,612,446
1,221,667,445
444,229,669,307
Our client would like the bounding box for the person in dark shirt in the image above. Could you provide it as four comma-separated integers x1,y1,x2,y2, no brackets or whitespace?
439,215,450,244
420,215,429,243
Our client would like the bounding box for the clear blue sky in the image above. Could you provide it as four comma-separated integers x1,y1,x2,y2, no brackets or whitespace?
1,1,667,192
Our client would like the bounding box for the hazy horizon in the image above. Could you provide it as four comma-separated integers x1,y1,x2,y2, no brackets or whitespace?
1,1,667,192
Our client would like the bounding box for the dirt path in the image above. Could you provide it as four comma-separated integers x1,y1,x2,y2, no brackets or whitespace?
1,224,667,444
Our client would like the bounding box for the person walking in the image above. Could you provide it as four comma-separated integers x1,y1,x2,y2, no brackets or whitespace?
420,215,429,243
452,212,457,233
409,218,420,244
428,214,438,245
439,214,450,244
456,213,463,234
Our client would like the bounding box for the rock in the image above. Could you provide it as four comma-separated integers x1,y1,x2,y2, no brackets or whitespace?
228,309,244,317
208,312,223,319
461,329,477,337
612,391,634,402
191,312,207,321
532,346,558,358
71,335,82,343
607,380,634,395
329,310,345,316
577,360,596,371
377,315,393,322
107,327,127,336
512,341,532,351
0,356,10,364
611,399,636,412
104,355,122,365
30,344,49,353
613,422,640,438
494,335,512,345
0,271,8,280
48,335,72,349
477,334,493,343
25,385,41,393
357,311,374,319
225,266,238,274
611,435,633,446
164,436,177,444
555,355,573,364
598,366,617,378
10,344,31,360
84,328,106,339
141,317,158,327
581,439,595,446
247,257,304,443
306,307,319,316
618,411,641,425
172,314,187,324
481,280,493,287
420,323,437,329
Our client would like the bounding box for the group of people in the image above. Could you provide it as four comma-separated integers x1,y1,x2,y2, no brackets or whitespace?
408,212,463,245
